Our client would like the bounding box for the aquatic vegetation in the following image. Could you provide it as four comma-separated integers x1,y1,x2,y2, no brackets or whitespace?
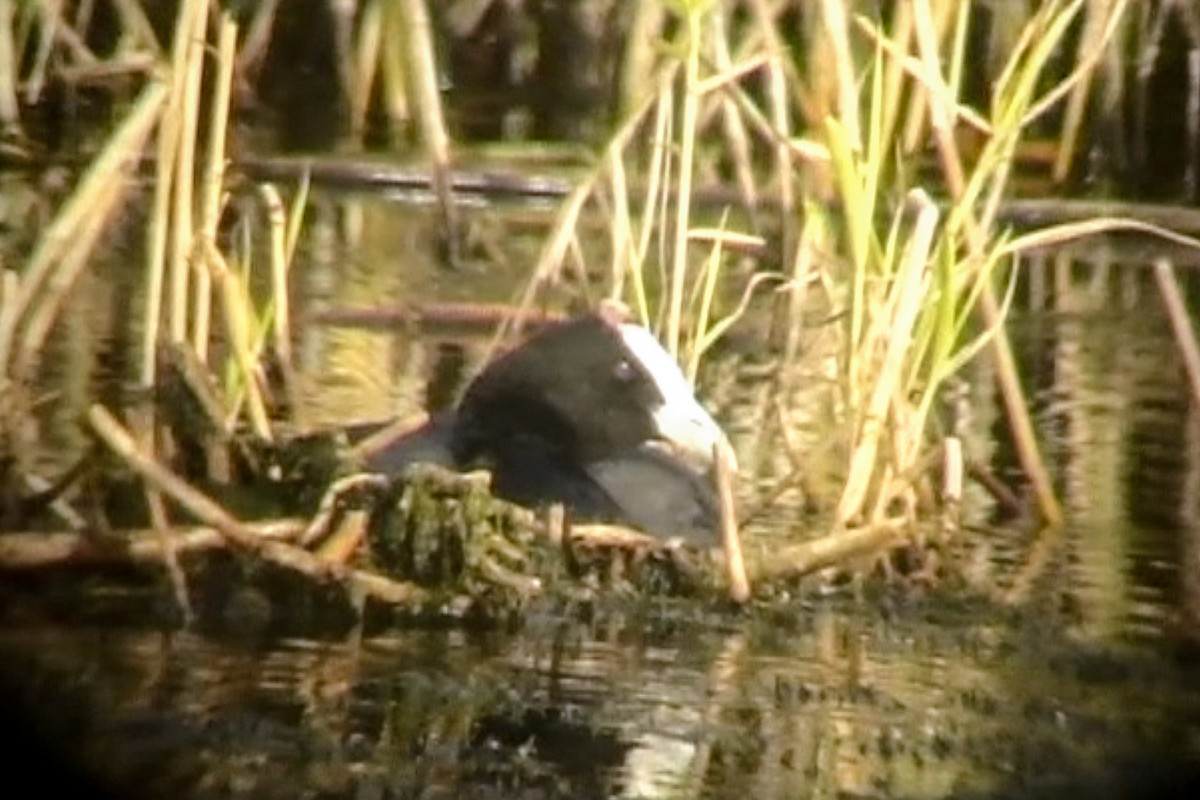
505,0,1128,580
9,0,1200,623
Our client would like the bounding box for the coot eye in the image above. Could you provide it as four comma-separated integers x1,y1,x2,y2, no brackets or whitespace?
613,358,636,383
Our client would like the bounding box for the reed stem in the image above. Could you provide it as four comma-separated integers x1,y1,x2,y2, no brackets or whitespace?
666,8,702,359
194,13,238,361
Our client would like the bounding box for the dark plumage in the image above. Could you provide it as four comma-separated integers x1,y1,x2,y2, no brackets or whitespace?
367,309,729,546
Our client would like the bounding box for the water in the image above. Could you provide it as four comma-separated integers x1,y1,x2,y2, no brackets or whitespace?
2,193,1200,798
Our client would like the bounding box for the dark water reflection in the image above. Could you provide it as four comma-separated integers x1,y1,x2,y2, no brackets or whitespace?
2,601,1196,799
3,197,1200,798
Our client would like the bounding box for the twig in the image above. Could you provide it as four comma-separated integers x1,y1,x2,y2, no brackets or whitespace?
347,412,432,464
0,519,305,571
965,458,1024,517
302,473,391,546
763,517,909,580
399,0,460,265
716,441,750,603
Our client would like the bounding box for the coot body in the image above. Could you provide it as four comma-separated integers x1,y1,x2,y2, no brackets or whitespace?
366,310,727,546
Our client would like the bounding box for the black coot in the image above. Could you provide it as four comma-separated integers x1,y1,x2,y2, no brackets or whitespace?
367,308,730,546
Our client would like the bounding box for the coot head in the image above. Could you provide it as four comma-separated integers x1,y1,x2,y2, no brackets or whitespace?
452,309,726,472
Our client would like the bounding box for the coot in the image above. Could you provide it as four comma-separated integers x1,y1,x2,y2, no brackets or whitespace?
366,308,729,546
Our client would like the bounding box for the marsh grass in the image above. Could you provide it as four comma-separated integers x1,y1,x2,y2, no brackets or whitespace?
796,0,1123,536
0,0,310,448
511,0,1134,561
141,0,301,442
0,80,167,380
499,0,783,374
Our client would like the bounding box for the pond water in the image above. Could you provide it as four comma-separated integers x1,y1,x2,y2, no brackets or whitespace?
1,192,1199,799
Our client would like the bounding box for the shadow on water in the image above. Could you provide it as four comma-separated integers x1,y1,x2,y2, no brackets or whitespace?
2,192,1200,798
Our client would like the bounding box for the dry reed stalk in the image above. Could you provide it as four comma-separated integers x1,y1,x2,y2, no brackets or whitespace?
194,13,238,361
766,517,909,580
632,75,676,324
912,0,966,192
747,0,795,261
818,0,861,149
43,1,98,66
0,272,18,356
711,7,758,218
982,301,1059,527
1051,0,1129,181
110,0,162,53
875,0,914,157
14,172,121,375
0,79,168,375
399,0,460,264
237,0,281,74
143,0,202,384
619,2,665,120
608,147,632,302
259,184,291,364
665,8,703,358
941,435,963,532
19,1,57,104
168,0,208,344
901,0,958,154
349,0,383,139
142,97,182,384
782,203,827,365
379,2,410,129
202,241,272,440
835,190,938,527
0,0,19,132
684,225,725,383
716,440,750,603
283,172,311,262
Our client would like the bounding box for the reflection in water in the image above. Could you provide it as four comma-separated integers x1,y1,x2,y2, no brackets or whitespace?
1006,259,1191,644
1,601,1197,799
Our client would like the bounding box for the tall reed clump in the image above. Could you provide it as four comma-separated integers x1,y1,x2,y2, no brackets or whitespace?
0,3,165,462
520,0,1126,560
1,0,307,451
502,0,783,380
141,0,308,442
818,0,1128,534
